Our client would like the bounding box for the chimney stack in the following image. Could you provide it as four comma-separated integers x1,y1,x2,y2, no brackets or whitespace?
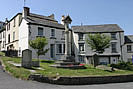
5,18,8,23
22,7,30,18
48,14,55,19
61,15,65,25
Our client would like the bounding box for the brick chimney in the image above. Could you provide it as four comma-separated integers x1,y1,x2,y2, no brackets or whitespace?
22,7,30,18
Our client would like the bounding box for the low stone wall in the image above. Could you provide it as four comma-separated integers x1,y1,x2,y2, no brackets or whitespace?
29,74,133,85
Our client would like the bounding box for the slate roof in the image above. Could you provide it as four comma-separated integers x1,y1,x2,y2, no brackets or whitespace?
25,13,65,29
125,35,133,43
0,21,4,23
72,24,124,33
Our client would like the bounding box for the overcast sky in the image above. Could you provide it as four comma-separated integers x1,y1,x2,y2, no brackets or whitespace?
0,0,133,35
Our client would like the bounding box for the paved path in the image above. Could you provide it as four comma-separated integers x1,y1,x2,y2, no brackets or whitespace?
0,65,133,89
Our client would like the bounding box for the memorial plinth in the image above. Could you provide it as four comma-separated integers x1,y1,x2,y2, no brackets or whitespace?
50,15,86,69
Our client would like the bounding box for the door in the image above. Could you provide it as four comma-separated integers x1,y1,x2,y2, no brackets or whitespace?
50,44,55,59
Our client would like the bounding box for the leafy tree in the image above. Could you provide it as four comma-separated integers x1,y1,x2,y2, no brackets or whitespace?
86,33,111,67
29,37,49,63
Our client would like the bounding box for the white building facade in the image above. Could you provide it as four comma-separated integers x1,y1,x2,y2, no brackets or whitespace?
19,7,66,60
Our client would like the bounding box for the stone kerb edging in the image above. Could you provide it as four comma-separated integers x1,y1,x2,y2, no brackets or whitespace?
29,74,133,85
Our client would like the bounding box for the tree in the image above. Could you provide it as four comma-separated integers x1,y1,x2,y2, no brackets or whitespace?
86,33,111,67
29,37,49,63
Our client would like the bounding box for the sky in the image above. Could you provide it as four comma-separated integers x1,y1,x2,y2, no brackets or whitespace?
0,0,133,35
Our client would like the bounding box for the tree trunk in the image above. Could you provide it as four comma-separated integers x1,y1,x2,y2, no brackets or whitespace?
37,54,40,67
93,53,99,67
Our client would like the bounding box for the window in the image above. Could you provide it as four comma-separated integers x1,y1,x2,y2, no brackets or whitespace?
78,33,84,41
63,44,65,53
56,44,62,54
2,41,4,48
79,56,85,63
56,44,65,54
111,42,117,53
8,34,10,43
38,27,43,36
51,29,55,37
50,44,55,58
3,32,5,38
0,33,2,39
79,43,85,52
127,45,132,52
8,23,10,30
62,31,65,37
111,33,117,40
19,47,21,56
13,32,15,41
13,19,16,27
128,58,132,62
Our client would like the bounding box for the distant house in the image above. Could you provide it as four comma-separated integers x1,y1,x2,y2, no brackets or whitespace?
123,35,133,62
0,21,6,52
72,24,125,64
4,13,22,56
0,21,4,29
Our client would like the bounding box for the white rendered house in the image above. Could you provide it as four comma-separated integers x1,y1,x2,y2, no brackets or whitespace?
19,7,66,60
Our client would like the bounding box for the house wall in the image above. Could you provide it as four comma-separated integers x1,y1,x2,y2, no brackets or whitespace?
0,30,6,51
0,22,6,51
73,32,124,64
18,19,29,56
6,14,22,51
19,23,65,60
123,43,133,62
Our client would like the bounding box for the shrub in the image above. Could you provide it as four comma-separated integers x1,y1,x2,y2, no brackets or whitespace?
110,61,133,71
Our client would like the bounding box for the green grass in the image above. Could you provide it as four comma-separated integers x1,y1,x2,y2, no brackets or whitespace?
0,52,5,56
1,56,133,80
37,60,133,77
2,57,21,63
1,57,30,80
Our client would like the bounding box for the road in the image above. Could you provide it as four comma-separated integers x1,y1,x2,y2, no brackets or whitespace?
0,65,133,89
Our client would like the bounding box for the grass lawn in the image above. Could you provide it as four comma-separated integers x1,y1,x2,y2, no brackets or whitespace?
0,57,30,80
1,56,133,80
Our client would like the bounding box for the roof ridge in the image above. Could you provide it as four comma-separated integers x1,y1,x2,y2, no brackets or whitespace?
125,35,133,36
72,24,118,27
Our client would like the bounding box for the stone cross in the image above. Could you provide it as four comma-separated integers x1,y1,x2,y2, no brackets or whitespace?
62,16,72,60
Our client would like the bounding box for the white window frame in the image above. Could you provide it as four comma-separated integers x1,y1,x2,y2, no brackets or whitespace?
127,45,132,52
51,29,55,37
79,43,85,52
38,27,44,36
111,42,117,53
13,32,15,41
56,43,65,54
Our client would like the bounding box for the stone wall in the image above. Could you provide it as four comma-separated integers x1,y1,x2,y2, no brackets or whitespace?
29,74,133,85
